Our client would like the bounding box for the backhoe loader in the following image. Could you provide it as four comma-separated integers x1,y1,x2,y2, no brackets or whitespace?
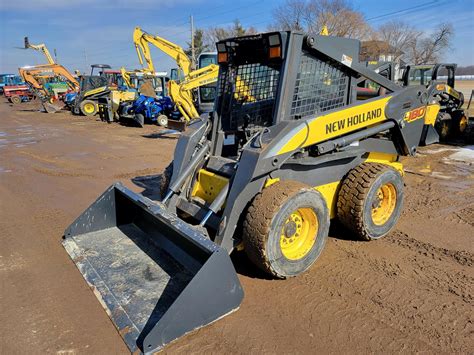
18,64,80,113
64,31,448,353
70,64,135,116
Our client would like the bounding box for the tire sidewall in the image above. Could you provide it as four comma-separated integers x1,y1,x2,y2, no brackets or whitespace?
157,115,168,127
362,169,404,239
80,100,97,116
266,189,329,277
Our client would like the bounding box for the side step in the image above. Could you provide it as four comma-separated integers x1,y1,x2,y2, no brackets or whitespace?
63,183,243,353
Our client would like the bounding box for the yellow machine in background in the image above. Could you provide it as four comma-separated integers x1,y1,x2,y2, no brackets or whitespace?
132,27,220,126
24,37,56,64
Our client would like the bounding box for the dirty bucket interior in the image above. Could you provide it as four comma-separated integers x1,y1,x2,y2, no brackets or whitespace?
63,184,243,353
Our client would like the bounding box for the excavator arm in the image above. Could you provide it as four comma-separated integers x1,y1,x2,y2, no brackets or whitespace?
19,63,80,113
19,64,79,92
24,37,55,65
120,67,133,88
168,64,219,121
133,27,193,77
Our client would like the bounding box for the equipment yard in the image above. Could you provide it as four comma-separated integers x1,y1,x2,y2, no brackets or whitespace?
1,100,473,354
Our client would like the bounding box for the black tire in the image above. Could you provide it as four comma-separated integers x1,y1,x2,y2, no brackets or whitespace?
80,100,97,116
243,180,329,279
451,110,468,136
435,113,452,141
10,96,21,105
337,163,404,241
159,162,173,199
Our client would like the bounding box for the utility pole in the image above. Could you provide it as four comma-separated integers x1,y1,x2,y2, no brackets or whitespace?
190,15,195,70
83,48,88,74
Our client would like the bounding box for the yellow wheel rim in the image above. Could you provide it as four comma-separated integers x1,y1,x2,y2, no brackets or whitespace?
83,103,95,114
280,208,318,260
459,115,468,133
371,183,397,226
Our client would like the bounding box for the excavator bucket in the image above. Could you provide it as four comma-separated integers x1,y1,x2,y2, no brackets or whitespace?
63,183,243,354
43,100,65,113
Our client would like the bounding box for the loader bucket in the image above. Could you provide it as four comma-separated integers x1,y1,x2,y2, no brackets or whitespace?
63,183,243,354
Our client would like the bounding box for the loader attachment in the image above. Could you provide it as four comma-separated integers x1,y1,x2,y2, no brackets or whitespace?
63,183,243,354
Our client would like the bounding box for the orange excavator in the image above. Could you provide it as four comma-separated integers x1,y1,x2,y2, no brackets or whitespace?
19,64,80,113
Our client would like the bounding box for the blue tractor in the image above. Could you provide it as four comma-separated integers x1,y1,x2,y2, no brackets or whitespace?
119,94,180,127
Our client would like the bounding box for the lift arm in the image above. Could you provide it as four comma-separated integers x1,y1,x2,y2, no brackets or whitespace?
133,27,193,78
24,37,55,65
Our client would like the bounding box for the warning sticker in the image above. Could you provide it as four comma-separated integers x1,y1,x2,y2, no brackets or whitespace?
341,54,353,67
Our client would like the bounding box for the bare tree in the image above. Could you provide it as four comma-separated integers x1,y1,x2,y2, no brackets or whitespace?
205,20,258,47
271,0,372,39
369,21,454,64
273,0,307,31
376,20,421,55
406,23,454,64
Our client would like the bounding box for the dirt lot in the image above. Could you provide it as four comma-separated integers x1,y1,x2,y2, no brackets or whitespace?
1,100,473,354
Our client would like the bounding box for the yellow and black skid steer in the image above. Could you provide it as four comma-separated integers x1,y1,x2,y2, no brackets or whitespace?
63,31,448,353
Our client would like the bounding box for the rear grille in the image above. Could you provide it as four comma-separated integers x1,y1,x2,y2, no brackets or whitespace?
290,55,349,119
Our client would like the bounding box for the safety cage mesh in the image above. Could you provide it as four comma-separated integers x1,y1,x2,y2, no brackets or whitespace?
218,63,280,131
290,54,349,119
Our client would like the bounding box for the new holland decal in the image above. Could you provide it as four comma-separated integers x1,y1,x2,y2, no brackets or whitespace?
326,108,383,134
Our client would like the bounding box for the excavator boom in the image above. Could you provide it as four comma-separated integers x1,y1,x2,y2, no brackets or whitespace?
19,64,80,112
169,64,219,121
133,27,193,77
24,37,55,65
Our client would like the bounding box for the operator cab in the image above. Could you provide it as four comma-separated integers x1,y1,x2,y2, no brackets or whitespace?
197,52,218,113
213,31,359,158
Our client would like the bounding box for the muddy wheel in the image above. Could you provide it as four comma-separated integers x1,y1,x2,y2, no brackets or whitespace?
80,100,97,116
337,163,403,241
159,162,173,199
10,96,21,104
451,111,468,136
157,115,168,127
243,180,329,279
435,113,452,141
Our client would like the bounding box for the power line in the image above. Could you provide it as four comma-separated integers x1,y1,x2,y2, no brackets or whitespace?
366,0,448,22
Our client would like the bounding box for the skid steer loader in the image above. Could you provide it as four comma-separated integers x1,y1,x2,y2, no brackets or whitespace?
63,31,447,353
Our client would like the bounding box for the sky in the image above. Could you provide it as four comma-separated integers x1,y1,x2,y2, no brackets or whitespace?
0,0,473,74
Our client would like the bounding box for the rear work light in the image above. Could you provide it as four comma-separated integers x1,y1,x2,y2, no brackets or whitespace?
217,43,228,63
218,52,228,63
268,34,281,59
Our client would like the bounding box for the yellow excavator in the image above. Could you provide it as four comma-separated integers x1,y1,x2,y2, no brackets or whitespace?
24,36,55,64
131,27,220,127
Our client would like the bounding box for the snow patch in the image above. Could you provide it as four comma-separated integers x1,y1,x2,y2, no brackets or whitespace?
447,146,474,163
